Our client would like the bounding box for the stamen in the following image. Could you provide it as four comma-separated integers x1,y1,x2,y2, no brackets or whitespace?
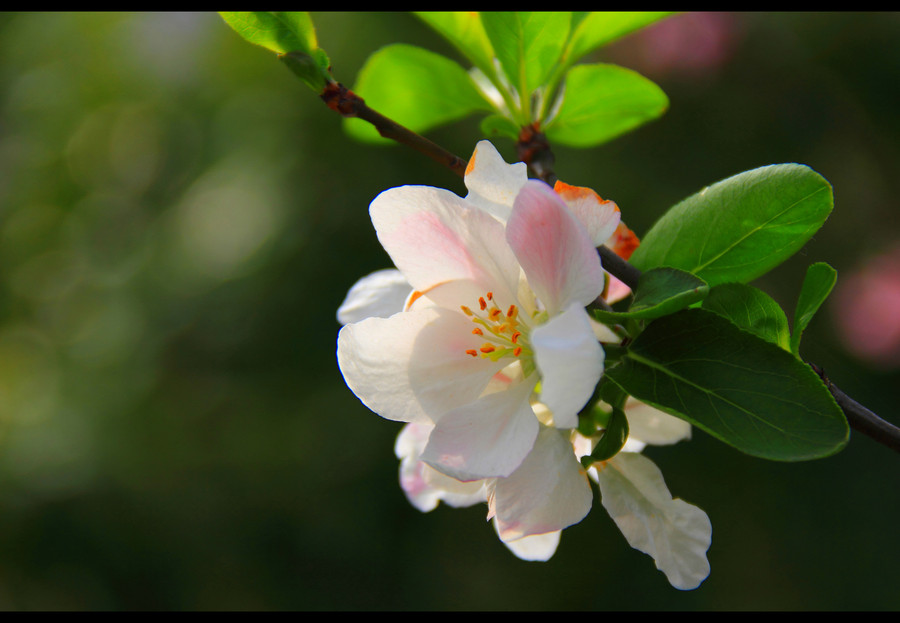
466,349,478,357
480,344,495,354
471,327,483,335
511,331,521,344
513,347,522,357
460,305,473,316
507,305,517,318
489,308,502,320
478,297,487,311
486,291,493,301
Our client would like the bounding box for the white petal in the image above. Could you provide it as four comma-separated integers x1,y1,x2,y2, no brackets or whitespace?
369,185,521,307
531,304,605,429
394,423,487,512
492,426,593,541
624,397,692,447
506,181,605,315
497,525,561,561
463,140,528,223
422,376,539,481
337,269,412,325
337,306,505,424
595,452,712,590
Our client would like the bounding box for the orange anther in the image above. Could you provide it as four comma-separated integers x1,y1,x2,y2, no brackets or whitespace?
513,347,522,357
486,291,493,300
479,297,487,311
472,327,483,335
489,308,502,320
465,349,478,357
480,344,495,354
507,305,517,318
511,331,521,343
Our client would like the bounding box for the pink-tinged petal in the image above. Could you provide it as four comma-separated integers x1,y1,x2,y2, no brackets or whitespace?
506,180,605,315
497,526,561,561
337,306,506,424
531,304,605,429
464,140,528,223
422,375,539,481
594,452,712,590
492,426,593,542
395,423,486,512
553,181,622,247
336,269,412,325
605,274,632,304
624,397,692,447
370,185,521,307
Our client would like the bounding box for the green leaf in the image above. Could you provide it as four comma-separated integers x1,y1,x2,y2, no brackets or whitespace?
605,308,849,461
220,12,331,91
702,283,791,351
582,406,630,468
791,262,838,356
480,12,571,113
480,114,520,141
414,12,497,81
544,63,669,147
630,164,834,286
219,11,315,55
565,12,675,66
344,44,492,144
592,267,708,323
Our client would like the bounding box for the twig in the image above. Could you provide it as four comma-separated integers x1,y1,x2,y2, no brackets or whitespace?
318,80,468,178
810,364,900,453
516,123,557,186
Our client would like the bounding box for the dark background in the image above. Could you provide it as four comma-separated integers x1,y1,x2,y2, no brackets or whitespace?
0,11,897,610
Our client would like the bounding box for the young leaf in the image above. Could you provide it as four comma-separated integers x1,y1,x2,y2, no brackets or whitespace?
480,12,571,115
544,63,669,148
790,262,838,356
604,308,849,461
413,12,497,83
582,406,630,467
480,114,521,141
220,11,318,56
702,283,791,351
220,12,331,91
344,44,492,144
565,12,675,67
629,164,834,286
591,267,708,323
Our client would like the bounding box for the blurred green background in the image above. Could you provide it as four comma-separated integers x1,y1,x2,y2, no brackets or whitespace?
0,11,898,610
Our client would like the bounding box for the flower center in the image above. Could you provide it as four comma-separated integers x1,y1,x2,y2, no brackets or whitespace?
460,291,532,362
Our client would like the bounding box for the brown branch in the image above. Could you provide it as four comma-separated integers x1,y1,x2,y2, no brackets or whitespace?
810,364,900,453
318,80,468,178
516,123,557,185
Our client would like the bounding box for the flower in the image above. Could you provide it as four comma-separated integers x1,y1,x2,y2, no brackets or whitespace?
337,141,614,486
336,141,711,587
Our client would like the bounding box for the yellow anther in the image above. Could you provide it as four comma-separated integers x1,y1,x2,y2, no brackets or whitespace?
460,305,473,316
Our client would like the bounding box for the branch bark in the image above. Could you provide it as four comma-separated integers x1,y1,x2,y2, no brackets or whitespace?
319,81,468,178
